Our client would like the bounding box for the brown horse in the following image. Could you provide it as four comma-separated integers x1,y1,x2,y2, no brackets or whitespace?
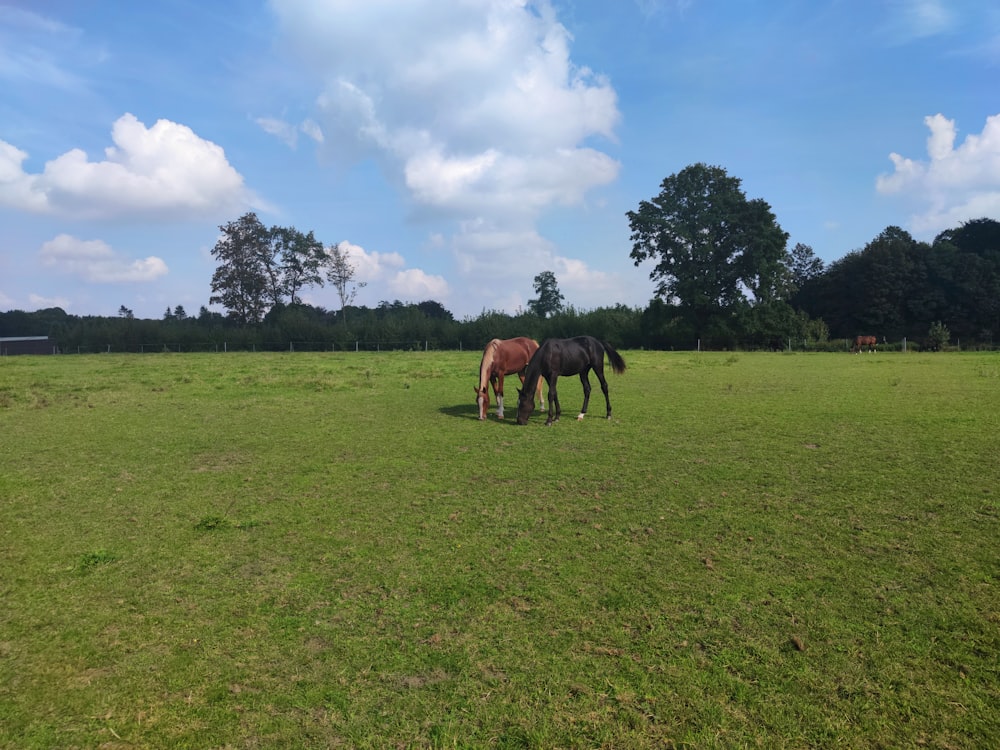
475,337,544,420
852,335,878,353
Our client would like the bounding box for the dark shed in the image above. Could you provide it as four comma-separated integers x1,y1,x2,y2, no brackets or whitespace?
0,336,59,355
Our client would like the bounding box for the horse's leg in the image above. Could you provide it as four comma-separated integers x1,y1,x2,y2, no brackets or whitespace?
546,375,559,426
577,371,592,420
534,372,544,411
494,374,504,419
596,370,612,419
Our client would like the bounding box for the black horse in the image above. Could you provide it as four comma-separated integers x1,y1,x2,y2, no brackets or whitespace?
515,336,626,426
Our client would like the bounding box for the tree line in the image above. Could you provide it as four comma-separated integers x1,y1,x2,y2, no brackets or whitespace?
3,163,998,352
626,163,1000,350
0,300,649,354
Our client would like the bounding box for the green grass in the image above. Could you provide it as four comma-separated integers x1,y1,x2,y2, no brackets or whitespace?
1,350,998,748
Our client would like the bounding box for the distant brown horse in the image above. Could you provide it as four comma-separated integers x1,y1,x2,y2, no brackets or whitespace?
475,337,544,420
852,335,878,353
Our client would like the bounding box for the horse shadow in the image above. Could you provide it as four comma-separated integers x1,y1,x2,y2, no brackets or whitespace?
438,403,524,424
439,403,477,419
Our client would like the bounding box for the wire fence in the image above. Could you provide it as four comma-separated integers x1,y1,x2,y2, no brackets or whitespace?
59,340,470,355
15,337,996,356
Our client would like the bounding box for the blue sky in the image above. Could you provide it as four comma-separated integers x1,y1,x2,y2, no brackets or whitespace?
1,0,997,320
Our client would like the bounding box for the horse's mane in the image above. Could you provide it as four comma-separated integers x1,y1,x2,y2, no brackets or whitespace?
520,340,546,395
478,339,501,390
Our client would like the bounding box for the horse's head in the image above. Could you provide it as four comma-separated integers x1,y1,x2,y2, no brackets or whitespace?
515,387,534,425
475,386,489,420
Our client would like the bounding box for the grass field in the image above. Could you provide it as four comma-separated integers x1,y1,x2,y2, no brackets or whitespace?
1,350,998,749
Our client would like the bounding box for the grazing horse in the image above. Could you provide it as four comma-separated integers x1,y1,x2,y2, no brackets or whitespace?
852,335,878,353
515,336,626,426
475,337,543,420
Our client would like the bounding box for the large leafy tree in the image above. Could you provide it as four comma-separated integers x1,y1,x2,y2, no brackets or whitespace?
627,163,789,338
795,226,931,339
528,270,565,318
211,215,329,325
210,212,270,325
270,227,326,305
931,218,1000,341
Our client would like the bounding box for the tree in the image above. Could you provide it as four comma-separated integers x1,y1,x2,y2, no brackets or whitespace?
210,213,270,325
787,242,824,290
213,217,326,318
930,218,1000,341
198,306,224,325
416,300,454,320
528,270,565,318
626,163,789,338
324,243,366,319
793,226,932,340
268,227,326,306
926,320,950,351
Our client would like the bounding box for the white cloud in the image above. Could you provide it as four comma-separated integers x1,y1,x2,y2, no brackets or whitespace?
885,0,955,42
301,119,324,144
445,223,646,314
263,1,631,314
333,240,405,282
39,234,168,283
876,113,1000,236
270,0,622,270
304,240,449,306
28,293,71,310
404,147,501,207
0,113,261,219
0,139,47,211
0,6,88,90
255,116,299,148
256,115,327,148
404,146,618,219
388,268,449,300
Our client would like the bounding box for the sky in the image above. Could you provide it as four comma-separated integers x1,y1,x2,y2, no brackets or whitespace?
1,0,998,321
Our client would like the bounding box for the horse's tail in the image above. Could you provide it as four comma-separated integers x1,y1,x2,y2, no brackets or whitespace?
602,341,627,374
